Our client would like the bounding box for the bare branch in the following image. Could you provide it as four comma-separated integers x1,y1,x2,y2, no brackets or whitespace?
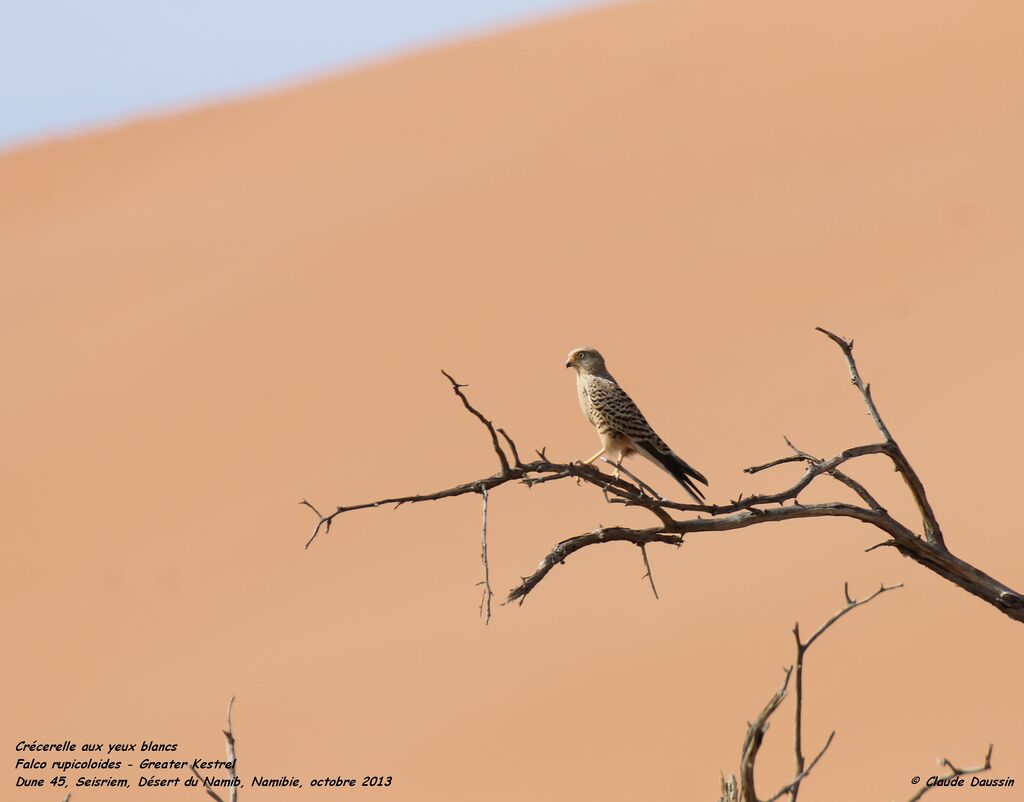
783,436,885,513
713,443,891,514
302,452,666,550
440,370,510,476
723,583,903,802
639,543,659,599
788,584,902,802
814,328,894,442
478,487,493,625
748,436,885,514
302,472,518,551
738,667,793,802
801,582,903,652
306,451,1024,616
496,428,523,468
815,327,945,548
826,468,885,512
764,732,834,802
744,454,807,474
506,527,683,605
190,696,237,802
905,744,994,802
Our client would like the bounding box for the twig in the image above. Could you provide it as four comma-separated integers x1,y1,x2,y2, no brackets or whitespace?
302,453,659,550
190,696,237,802
814,328,894,441
764,732,834,802
506,527,683,605
302,473,522,551
783,436,885,513
744,454,807,474
478,486,493,625
749,437,884,513
441,370,510,476
826,468,885,512
905,744,994,802
497,428,522,467
639,543,659,599
815,328,945,548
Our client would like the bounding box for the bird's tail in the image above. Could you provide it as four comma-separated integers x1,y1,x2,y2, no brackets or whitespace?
635,441,708,503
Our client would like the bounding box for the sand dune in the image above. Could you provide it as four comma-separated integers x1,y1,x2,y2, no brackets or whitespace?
3,1,1023,799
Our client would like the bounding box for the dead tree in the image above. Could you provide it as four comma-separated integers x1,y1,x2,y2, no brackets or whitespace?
301,327,1024,625
299,328,1008,797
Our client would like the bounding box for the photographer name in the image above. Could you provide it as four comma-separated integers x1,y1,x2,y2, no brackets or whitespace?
926,775,1015,788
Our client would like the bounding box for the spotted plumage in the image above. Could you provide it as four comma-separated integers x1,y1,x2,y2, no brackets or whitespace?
566,347,708,502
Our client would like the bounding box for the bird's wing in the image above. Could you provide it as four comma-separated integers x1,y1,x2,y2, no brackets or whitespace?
583,376,664,444
584,375,709,490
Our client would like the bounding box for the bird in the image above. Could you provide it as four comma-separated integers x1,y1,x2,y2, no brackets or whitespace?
565,347,708,503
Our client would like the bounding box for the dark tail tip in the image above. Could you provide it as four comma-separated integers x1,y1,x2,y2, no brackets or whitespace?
637,442,707,502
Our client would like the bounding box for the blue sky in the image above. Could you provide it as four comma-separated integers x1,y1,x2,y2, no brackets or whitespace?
0,0,600,150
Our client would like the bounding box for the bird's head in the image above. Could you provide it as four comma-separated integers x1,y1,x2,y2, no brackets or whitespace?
565,347,606,374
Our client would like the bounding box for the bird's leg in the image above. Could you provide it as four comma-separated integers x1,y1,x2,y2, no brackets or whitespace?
598,455,624,480
581,448,606,465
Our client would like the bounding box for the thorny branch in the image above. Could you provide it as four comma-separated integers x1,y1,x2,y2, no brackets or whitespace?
300,328,1024,624
190,696,238,802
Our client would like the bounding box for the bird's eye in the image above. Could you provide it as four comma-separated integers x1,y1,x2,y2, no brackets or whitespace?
576,351,586,360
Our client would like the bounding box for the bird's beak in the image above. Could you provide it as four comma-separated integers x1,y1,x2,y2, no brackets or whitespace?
565,358,573,368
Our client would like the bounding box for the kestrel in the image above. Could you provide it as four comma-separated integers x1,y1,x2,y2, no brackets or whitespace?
566,347,708,503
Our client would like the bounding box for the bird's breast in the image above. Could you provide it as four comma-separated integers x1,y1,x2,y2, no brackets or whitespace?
578,376,624,437
576,375,596,424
